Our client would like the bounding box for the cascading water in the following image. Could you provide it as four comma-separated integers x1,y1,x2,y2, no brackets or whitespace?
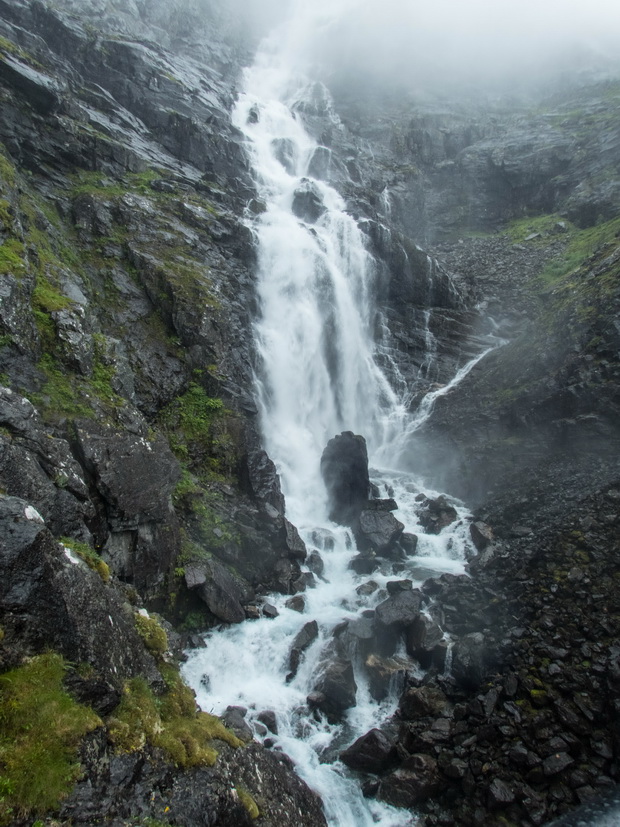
183,3,499,824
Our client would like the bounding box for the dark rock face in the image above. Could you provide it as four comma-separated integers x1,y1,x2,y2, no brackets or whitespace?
0,495,161,689
291,179,326,223
320,431,369,526
355,508,404,553
340,728,395,773
310,658,357,721
378,754,442,807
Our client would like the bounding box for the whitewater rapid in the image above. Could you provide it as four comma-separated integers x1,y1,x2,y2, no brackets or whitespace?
183,3,500,825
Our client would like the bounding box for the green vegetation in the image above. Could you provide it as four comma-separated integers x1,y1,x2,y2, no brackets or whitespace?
0,239,24,276
61,537,110,582
33,354,93,420
107,672,242,767
0,654,101,825
134,612,168,656
236,786,260,819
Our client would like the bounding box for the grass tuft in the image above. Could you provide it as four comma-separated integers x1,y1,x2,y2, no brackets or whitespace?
0,654,101,824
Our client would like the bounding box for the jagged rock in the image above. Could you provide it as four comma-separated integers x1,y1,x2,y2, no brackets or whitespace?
340,728,395,773
406,613,445,667
240,445,285,515
272,137,298,175
306,550,324,577
285,595,306,613
470,520,494,551
417,496,458,534
288,620,319,680
355,509,404,554
320,432,369,526
185,560,253,625
398,532,419,555
399,685,451,719
335,615,375,660
222,706,253,744
349,553,380,575
283,518,307,561
0,495,162,690
375,589,423,627
451,632,487,690
378,754,442,807
291,179,325,223
365,653,411,701
487,778,516,808
311,658,357,721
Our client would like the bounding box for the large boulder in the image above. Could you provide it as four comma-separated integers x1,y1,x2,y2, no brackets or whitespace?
185,559,254,624
374,587,424,654
354,509,404,554
309,658,357,721
340,728,396,773
378,754,443,807
417,496,458,534
320,432,369,526
288,620,319,681
291,179,326,223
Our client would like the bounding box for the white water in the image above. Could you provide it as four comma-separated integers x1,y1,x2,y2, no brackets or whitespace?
183,3,499,825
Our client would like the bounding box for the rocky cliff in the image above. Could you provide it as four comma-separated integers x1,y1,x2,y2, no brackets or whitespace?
0,1,619,825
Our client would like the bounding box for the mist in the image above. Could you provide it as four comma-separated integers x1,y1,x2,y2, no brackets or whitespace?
243,0,620,96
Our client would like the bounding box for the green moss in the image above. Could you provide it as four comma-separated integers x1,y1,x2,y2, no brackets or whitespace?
32,354,93,420
32,276,73,313
60,537,110,582
236,786,260,819
0,239,25,276
134,613,168,657
0,654,101,825
107,673,242,768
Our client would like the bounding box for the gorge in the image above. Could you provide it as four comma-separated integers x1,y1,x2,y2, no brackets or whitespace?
0,1,619,826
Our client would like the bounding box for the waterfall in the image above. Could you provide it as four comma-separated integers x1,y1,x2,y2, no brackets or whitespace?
183,3,498,825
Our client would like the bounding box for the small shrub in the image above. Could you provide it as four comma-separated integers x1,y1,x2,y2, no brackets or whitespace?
134,612,168,656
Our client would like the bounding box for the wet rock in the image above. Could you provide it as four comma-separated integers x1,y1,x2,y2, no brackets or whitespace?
311,658,357,720
356,580,379,597
399,685,451,720
283,518,307,561
257,710,278,735
355,509,404,554
470,520,494,551
291,179,326,223
0,495,161,690
487,778,515,808
406,613,445,667
340,728,396,773
306,550,324,577
320,432,369,526
285,595,306,613
288,620,319,680
451,632,487,690
222,706,253,744
398,533,419,555
417,496,458,534
365,653,411,701
349,553,380,575
272,138,298,175
262,603,279,619
374,589,424,653
378,754,442,807
185,561,253,625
